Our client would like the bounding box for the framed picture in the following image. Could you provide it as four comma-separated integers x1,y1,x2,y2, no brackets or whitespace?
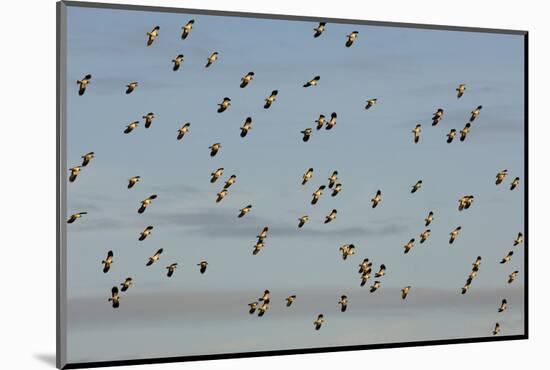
57,1,528,368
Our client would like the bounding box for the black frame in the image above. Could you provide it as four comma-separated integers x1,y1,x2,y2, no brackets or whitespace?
56,1,528,368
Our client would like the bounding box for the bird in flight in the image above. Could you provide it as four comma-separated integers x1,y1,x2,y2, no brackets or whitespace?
311,185,326,205
181,19,194,39
138,194,157,214
401,286,411,300
302,168,314,185
470,105,483,122
138,226,154,241
514,232,524,246
313,22,326,37
508,271,519,284
67,212,87,224
460,123,471,141
301,128,312,142
166,263,178,277
370,280,381,293
324,209,338,224
492,322,501,336
285,295,297,307
102,250,114,273
209,143,222,157
172,54,184,71
217,97,231,113
142,112,155,128
68,166,82,183
298,215,309,228
314,314,324,330
108,287,120,308
146,26,160,46
198,261,208,274
248,302,258,314
456,83,466,98
76,74,92,96
411,180,423,193
449,226,462,244
498,299,508,312
240,72,255,88
224,175,237,189
216,189,228,203
345,31,358,47
238,205,253,218
419,229,431,244
495,169,508,185
325,112,337,130
374,264,386,278
315,115,326,130
432,108,444,126
365,99,377,110
338,295,348,312
403,238,415,254
125,81,138,94
264,90,278,109
205,52,219,68
331,183,342,197
210,168,224,183
500,251,514,264
128,176,141,189
424,211,434,226
371,190,382,208
510,177,520,190
446,129,457,143
303,76,320,88
412,124,421,143
240,117,252,137
177,123,191,140
328,171,338,189
120,277,133,292
146,248,163,266
123,121,139,134
339,244,356,260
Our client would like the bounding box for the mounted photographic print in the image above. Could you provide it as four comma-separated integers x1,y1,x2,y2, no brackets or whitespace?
56,1,528,368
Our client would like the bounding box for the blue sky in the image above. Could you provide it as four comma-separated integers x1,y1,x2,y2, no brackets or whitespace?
65,4,525,363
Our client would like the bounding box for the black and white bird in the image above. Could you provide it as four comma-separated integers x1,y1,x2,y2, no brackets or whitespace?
264,90,278,109
240,72,254,88
108,287,120,308
142,112,155,128
345,31,358,47
365,99,377,110
146,26,160,46
138,194,157,214
432,109,444,126
146,248,163,266
205,52,219,68
181,19,194,39
314,314,324,330
240,117,253,137
102,250,113,273
456,84,466,98
303,76,320,88
449,226,462,244
313,22,326,37
138,225,154,241
470,105,483,122
412,124,421,143
77,74,92,95
67,212,87,224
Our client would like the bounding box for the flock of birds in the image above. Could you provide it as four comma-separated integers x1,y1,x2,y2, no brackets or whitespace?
69,19,523,335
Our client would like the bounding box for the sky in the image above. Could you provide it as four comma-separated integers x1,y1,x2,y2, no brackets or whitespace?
64,4,525,364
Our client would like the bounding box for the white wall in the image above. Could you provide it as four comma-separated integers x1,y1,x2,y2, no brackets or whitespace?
1,0,545,368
